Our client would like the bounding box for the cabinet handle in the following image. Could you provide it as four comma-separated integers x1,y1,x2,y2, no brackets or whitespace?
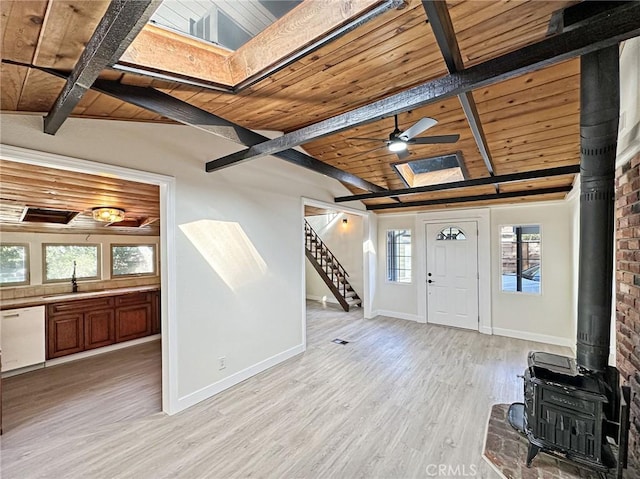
2,313,20,318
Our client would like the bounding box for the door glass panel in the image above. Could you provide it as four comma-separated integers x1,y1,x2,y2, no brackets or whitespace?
436,226,466,240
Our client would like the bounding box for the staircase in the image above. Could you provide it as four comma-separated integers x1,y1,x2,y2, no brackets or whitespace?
304,219,362,312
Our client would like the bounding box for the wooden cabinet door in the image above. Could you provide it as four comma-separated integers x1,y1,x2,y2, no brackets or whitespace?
47,313,84,359
151,291,161,335
115,304,151,342
84,309,115,350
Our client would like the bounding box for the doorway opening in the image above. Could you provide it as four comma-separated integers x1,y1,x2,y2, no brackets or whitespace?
301,198,370,349
0,144,176,438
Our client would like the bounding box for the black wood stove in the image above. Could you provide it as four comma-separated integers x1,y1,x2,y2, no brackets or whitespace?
519,352,620,470
508,45,631,476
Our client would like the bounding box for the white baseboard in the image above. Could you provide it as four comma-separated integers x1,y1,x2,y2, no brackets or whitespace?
492,327,573,349
306,294,339,305
45,334,161,368
372,309,423,323
480,325,493,335
176,343,305,413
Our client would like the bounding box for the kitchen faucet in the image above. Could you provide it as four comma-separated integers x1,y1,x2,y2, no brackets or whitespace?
71,260,78,293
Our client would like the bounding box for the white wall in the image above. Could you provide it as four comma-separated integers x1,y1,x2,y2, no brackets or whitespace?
490,202,574,347
373,201,574,346
305,212,363,303
0,114,363,412
618,37,640,163
373,214,419,321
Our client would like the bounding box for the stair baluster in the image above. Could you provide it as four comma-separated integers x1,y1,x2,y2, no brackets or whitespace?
304,219,362,312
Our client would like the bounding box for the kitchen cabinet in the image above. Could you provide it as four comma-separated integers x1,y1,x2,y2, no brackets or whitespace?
85,309,116,350
115,292,152,342
151,290,161,335
46,290,158,359
48,313,85,358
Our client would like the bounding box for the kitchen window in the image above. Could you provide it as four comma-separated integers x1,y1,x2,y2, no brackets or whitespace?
0,243,30,286
43,244,100,283
111,244,157,277
387,229,412,283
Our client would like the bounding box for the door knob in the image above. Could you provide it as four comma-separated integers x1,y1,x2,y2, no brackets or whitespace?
428,279,434,284
428,272,432,277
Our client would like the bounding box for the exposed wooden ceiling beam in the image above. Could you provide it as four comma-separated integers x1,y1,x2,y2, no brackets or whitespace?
205,2,640,171
335,165,579,202
366,186,573,211
92,81,386,193
422,0,497,191
4,58,386,194
43,0,162,135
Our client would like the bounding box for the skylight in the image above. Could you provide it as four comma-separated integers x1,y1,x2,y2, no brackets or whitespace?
150,0,302,50
393,153,466,188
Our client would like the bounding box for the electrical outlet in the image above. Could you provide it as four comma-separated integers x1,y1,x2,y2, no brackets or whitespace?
218,356,226,370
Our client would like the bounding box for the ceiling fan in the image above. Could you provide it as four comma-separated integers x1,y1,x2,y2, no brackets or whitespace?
348,115,460,159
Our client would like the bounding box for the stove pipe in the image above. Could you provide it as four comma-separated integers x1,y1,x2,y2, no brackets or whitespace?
577,45,620,373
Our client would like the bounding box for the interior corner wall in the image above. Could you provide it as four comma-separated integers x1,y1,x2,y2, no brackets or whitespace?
0,114,363,413
490,201,574,347
373,214,420,321
568,187,580,354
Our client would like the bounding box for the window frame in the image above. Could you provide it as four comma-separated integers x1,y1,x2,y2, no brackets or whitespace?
499,224,542,295
42,243,101,284
110,243,158,278
0,243,30,287
386,229,412,284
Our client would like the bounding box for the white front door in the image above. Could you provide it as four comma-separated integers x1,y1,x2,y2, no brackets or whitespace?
426,221,479,330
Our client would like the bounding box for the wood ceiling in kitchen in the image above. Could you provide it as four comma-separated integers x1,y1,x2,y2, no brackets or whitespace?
0,160,160,235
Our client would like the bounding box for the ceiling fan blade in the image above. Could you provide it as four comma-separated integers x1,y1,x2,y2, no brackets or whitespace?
399,117,438,140
347,137,388,143
410,134,460,144
396,149,410,160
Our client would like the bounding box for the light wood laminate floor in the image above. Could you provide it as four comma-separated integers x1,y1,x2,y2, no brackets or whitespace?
1,301,570,478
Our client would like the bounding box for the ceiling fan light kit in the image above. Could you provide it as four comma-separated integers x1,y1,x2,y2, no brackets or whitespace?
348,114,460,159
388,140,408,152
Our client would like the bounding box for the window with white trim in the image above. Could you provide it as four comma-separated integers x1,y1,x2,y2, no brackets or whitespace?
500,225,541,294
387,229,411,283
43,244,100,283
111,244,157,277
0,243,29,286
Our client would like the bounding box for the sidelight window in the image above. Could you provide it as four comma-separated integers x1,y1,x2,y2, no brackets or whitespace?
500,225,541,294
0,243,30,286
387,229,411,283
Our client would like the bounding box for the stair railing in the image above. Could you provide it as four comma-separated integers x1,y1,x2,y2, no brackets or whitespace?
304,219,349,298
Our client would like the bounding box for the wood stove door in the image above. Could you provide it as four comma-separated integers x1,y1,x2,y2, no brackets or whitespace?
426,222,479,330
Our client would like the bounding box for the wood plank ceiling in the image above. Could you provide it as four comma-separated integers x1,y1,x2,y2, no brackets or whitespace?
0,160,160,236
0,0,593,213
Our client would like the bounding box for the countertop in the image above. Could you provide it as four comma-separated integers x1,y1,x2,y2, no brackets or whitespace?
1,285,160,311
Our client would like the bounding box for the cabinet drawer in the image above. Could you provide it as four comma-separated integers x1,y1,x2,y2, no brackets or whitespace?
48,297,114,315
115,292,151,307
